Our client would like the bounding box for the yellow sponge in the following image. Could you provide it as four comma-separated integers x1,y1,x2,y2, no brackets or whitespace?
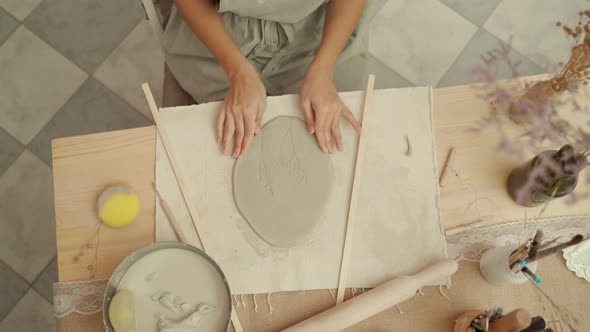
97,185,140,228
109,289,136,332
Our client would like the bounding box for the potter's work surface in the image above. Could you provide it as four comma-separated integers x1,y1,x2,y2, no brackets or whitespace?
155,87,447,294
116,248,230,332
233,117,334,247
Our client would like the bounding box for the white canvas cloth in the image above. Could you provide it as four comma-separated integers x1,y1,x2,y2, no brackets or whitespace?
155,87,447,294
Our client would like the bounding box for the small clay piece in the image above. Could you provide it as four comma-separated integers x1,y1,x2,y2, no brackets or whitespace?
233,117,334,247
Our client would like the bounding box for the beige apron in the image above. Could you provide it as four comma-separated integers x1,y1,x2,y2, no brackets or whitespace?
162,0,385,103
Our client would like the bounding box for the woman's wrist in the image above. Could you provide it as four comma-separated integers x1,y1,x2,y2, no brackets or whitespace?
307,58,335,80
223,55,253,82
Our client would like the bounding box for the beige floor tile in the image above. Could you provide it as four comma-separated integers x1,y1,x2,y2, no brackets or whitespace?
0,27,86,144
94,20,163,121
0,150,55,282
0,0,41,21
369,0,477,86
0,289,55,332
484,0,588,70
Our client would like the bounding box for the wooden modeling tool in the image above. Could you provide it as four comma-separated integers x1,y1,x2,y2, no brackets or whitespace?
282,259,458,332
525,235,583,264
152,182,186,243
488,309,532,332
143,83,244,332
335,74,375,304
528,230,543,260
439,146,455,186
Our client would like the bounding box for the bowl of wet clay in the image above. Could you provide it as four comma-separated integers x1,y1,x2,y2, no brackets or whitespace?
103,242,232,332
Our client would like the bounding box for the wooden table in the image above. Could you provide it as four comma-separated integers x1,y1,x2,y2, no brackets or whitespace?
52,75,590,330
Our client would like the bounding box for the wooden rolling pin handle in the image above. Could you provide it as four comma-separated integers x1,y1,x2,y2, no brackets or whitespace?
282,259,459,332
488,309,532,332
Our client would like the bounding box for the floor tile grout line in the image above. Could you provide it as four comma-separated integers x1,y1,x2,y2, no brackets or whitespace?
88,17,148,78
434,27,480,88
366,53,415,87
24,76,93,169
93,73,156,124
29,255,56,288
24,76,154,170
0,259,33,287
0,287,51,325
479,0,503,29
480,26,547,75
21,5,144,77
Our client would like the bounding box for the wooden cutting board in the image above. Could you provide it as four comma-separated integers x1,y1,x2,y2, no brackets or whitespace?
52,126,156,281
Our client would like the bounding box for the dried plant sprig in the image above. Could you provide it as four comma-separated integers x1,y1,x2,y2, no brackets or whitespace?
470,12,590,203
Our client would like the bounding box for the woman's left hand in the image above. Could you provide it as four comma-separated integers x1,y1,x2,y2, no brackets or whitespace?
300,66,361,153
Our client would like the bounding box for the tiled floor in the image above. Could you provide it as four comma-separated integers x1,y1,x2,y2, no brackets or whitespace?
0,0,582,329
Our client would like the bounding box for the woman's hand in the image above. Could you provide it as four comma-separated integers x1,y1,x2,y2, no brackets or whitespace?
300,66,361,153
217,63,267,158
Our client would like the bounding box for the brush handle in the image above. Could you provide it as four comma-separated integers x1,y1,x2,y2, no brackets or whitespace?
160,199,187,243
528,235,583,263
488,309,531,332
282,260,458,332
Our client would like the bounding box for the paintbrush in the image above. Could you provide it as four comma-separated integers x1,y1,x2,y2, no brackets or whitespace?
152,182,187,243
522,266,541,284
525,235,583,264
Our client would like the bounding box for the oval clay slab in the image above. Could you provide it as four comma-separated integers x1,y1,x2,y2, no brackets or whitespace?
233,117,334,247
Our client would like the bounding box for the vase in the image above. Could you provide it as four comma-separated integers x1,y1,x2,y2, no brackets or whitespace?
507,145,586,207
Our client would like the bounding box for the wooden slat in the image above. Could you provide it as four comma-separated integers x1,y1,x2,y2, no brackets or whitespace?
335,75,375,304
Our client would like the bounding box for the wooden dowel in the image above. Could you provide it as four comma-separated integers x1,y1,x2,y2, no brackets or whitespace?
335,75,375,304
142,83,244,332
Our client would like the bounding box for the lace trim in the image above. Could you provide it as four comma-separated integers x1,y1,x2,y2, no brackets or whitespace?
53,279,108,317
52,216,590,318
447,215,590,262
564,239,590,283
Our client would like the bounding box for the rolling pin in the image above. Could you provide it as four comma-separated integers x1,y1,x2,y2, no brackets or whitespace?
282,259,459,332
488,309,532,332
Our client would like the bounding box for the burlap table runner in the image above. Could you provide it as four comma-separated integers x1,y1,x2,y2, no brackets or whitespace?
53,256,590,331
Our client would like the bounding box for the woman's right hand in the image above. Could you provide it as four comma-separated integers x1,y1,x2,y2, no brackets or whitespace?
217,63,267,158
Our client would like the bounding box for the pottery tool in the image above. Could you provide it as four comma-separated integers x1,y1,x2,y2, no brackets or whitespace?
152,182,186,243
524,234,583,265
439,146,455,186
469,308,503,331
335,74,375,304
521,266,541,284
445,219,487,236
508,240,531,268
282,259,458,332
528,230,543,260
142,83,244,332
488,309,532,332
520,316,547,332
